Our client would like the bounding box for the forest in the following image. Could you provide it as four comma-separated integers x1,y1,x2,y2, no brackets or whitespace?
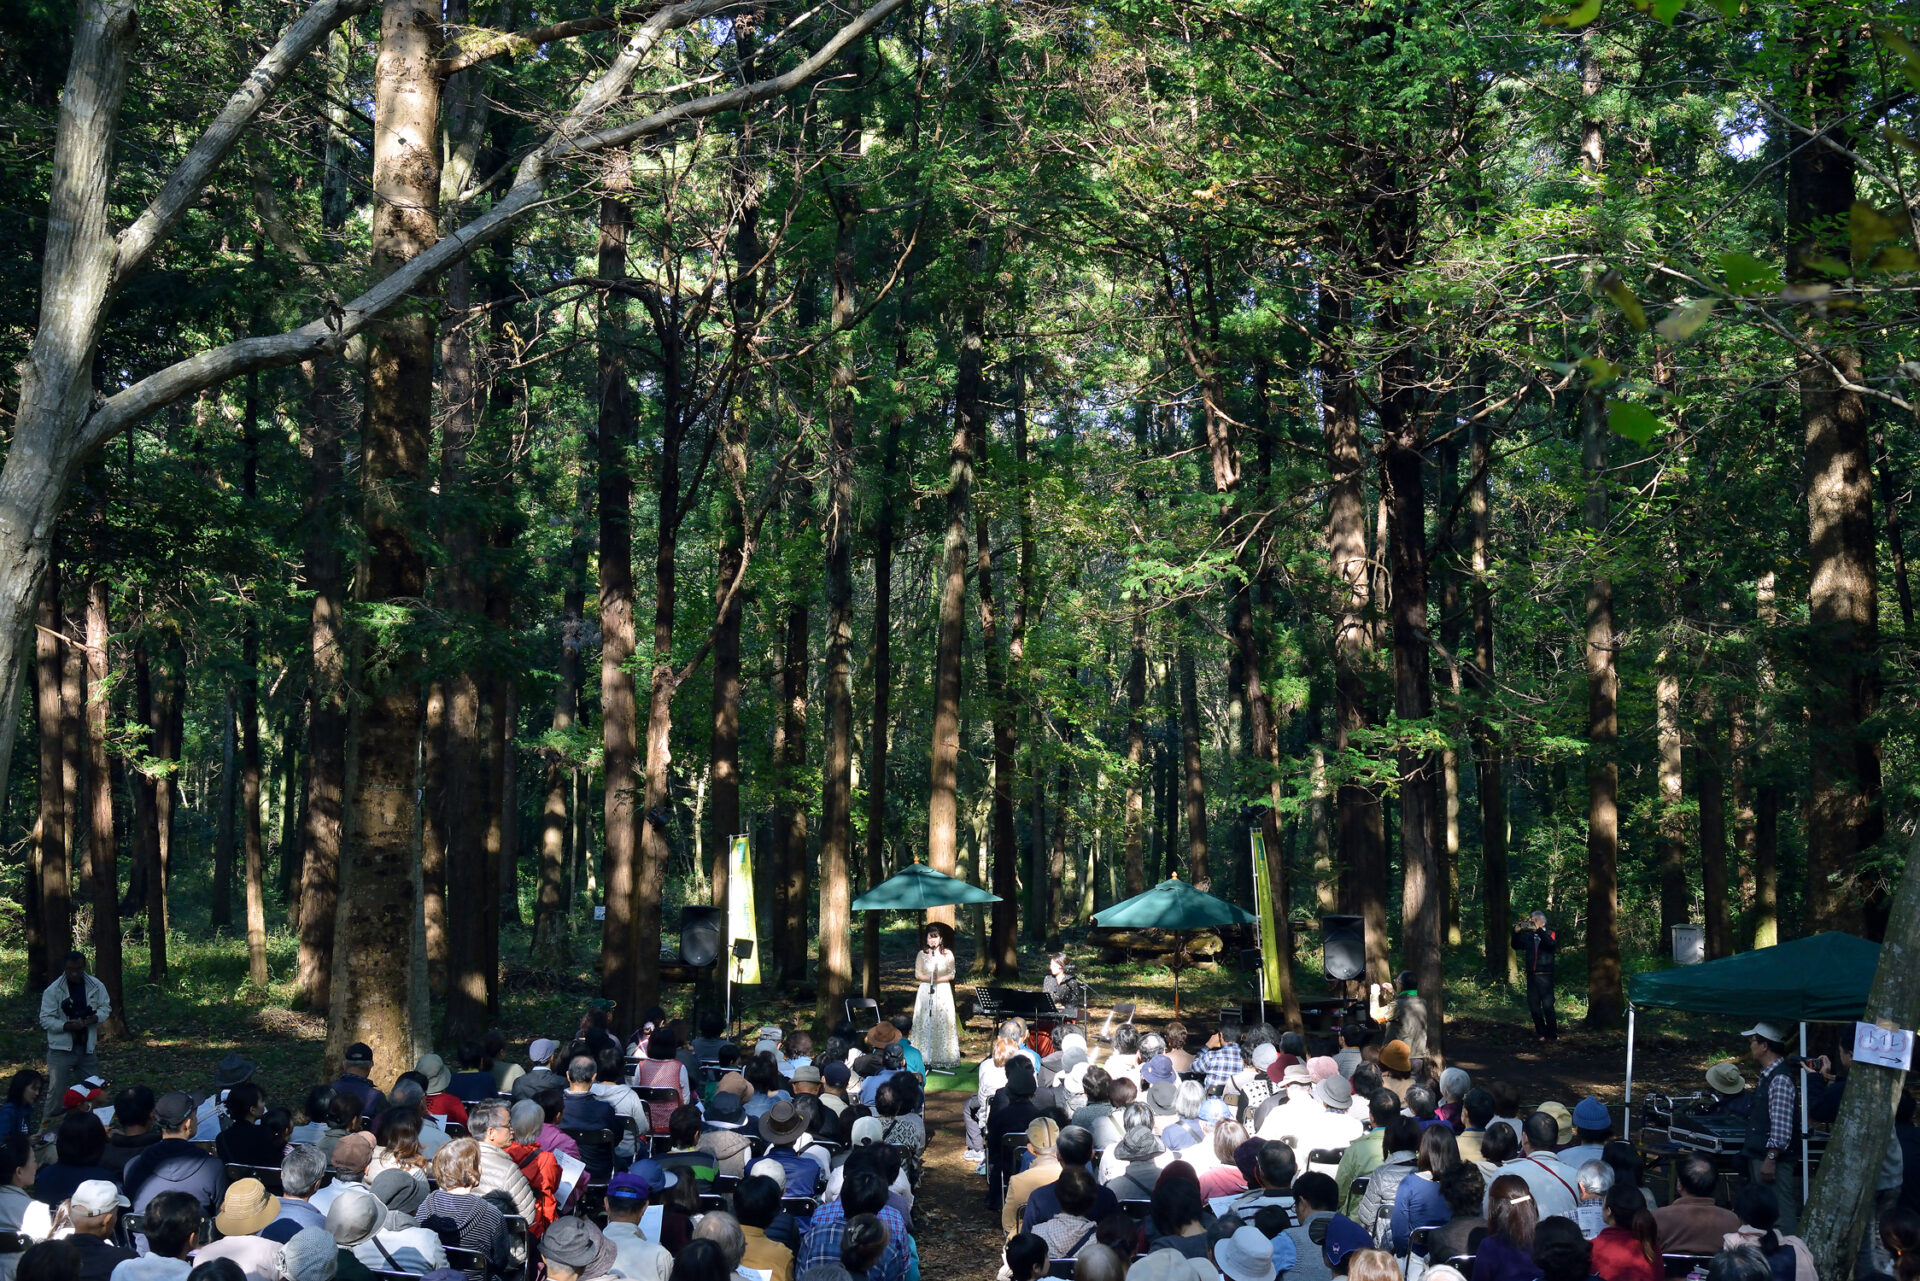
0,0,1914,1111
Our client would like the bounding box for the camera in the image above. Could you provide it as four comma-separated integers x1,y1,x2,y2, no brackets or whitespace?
61,996,95,1021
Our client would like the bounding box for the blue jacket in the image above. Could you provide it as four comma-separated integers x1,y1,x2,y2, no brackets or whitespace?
1390,1173,1451,1255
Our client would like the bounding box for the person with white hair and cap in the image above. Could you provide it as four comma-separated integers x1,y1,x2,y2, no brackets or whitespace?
1436,1068,1472,1130
61,1180,134,1281
510,1040,566,1103
1259,1069,1361,1177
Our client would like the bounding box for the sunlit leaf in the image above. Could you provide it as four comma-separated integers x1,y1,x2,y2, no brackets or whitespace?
1656,298,1715,342
1608,401,1664,445
1541,0,1600,27
1600,270,1647,331
1719,252,1782,294
1578,354,1624,388
1851,201,1904,264
1869,246,1920,273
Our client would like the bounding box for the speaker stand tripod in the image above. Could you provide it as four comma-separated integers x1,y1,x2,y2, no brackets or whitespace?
726,939,755,1041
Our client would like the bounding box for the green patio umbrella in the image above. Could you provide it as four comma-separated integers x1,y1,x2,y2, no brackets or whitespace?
1092,875,1257,930
1092,875,1255,1014
851,861,1002,911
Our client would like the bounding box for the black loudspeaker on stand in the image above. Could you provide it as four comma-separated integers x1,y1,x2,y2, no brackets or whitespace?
680,906,723,967
1321,914,1366,982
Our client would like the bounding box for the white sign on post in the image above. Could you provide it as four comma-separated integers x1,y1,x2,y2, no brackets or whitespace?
1854,1022,1915,1071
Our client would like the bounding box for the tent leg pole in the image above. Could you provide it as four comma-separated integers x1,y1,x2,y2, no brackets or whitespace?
1625,1005,1635,1143
1800,1021,1810,1209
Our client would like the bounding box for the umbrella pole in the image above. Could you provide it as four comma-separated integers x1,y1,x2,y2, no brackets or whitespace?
1624,1004,1635,1143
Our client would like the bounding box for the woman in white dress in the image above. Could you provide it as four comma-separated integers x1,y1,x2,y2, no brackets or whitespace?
911,922,960,1069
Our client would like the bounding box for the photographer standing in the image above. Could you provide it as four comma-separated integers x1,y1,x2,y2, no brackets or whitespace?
39,951,110,1120
1512,912,1557,1043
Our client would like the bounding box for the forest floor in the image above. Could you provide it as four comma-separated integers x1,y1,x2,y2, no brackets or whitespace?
0,922,1753,1281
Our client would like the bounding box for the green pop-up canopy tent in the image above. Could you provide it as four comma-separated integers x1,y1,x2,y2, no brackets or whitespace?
1622,931,1879,1206
1092,876,1256,1013
851,862,1001,911
1092,876,1258,930
1626,931,1879,1023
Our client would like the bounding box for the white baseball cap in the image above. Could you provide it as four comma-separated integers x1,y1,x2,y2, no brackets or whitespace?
71,1180,130,1216
1741,1023,1788,1045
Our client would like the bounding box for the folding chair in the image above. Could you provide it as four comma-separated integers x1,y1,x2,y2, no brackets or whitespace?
1048,1262,1077,1279
846,998,882,1030
443,1246,487,1278
440,1121,470,1139
1347,1174,1369,1203
1662,1256,1714,1278
1306,1148,1347,1169
633,1087,681,1135
1119,1199,1152,1220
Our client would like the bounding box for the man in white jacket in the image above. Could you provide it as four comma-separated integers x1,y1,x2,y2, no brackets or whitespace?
39,952,111,1120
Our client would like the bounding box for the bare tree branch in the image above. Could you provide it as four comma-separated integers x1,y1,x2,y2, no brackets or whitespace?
77,0,907,457
112,0,376,288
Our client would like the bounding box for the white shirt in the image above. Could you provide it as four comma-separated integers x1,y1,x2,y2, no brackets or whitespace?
602,1221,673,1281
111,1259,191,1281
1256,1102,1364,1171
354,1225,448,1273
39,974,111,1055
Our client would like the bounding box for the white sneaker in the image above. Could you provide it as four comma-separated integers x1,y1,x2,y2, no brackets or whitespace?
962,1149,985,1164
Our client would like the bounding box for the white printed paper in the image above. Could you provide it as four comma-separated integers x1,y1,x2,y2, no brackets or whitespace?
555,1151,588,1206
1855,1022,1915,1071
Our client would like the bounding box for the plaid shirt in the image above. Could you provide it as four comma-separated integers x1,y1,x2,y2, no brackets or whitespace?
1196,1043,1244,1090
1760,1058,1796,1155
795,1200,910,1281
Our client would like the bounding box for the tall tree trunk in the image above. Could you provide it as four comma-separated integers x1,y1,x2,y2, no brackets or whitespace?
128,627,157,929
151,633,183,983
1697,698,1733,959
1655,657,1688,946
61,613,84,920
596,151,642,1012
325,0,442,1081
817,157,860,1026
439,251,490,1041
1467,390,1512,983
214,693,236,929
85,580,128,1036
776,593,810,979
1791,22,1881,934
1580,32,1623,1026
420,683,448,997
1123,605,1148,898
1800,829,1920,1280
1381,372,1443,1060
1175,611,1209,886
296,355,349,1012
628,321,685,1020
1322,285,1387,985
1435,432,1463,949
861,400,900,993
534,474,589,966
977,347,1021,976
35,559,71,982
1875,416,1915,633
928,257,983,923
242,374,268,988
1752,571,1781,947
1047,749,1073,948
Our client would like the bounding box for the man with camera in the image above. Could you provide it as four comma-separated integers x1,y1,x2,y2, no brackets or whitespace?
1512,911,1557,1043
39,950,112,1120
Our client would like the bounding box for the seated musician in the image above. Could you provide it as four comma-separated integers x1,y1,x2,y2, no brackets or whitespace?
1703,1060,1751,1119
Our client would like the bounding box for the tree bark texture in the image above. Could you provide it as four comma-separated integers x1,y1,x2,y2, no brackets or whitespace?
35,560,72,980
1790,23,1881,933
325,0,441,1082
927,274,983,924
241,378,268,988
85,580,127,1035
596,152,642,1013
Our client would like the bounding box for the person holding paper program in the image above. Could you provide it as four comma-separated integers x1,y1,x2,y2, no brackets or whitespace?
912,922,960,1070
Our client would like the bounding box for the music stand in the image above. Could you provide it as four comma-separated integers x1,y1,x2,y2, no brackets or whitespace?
727,939,754,1038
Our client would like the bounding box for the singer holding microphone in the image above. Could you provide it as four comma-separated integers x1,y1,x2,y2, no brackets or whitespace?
912,922,960,1071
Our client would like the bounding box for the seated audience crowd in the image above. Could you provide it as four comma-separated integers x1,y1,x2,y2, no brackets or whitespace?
1,985,1905,1281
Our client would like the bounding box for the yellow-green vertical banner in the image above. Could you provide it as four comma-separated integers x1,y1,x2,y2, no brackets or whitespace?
1250,830,1282,999
727,834,762,984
